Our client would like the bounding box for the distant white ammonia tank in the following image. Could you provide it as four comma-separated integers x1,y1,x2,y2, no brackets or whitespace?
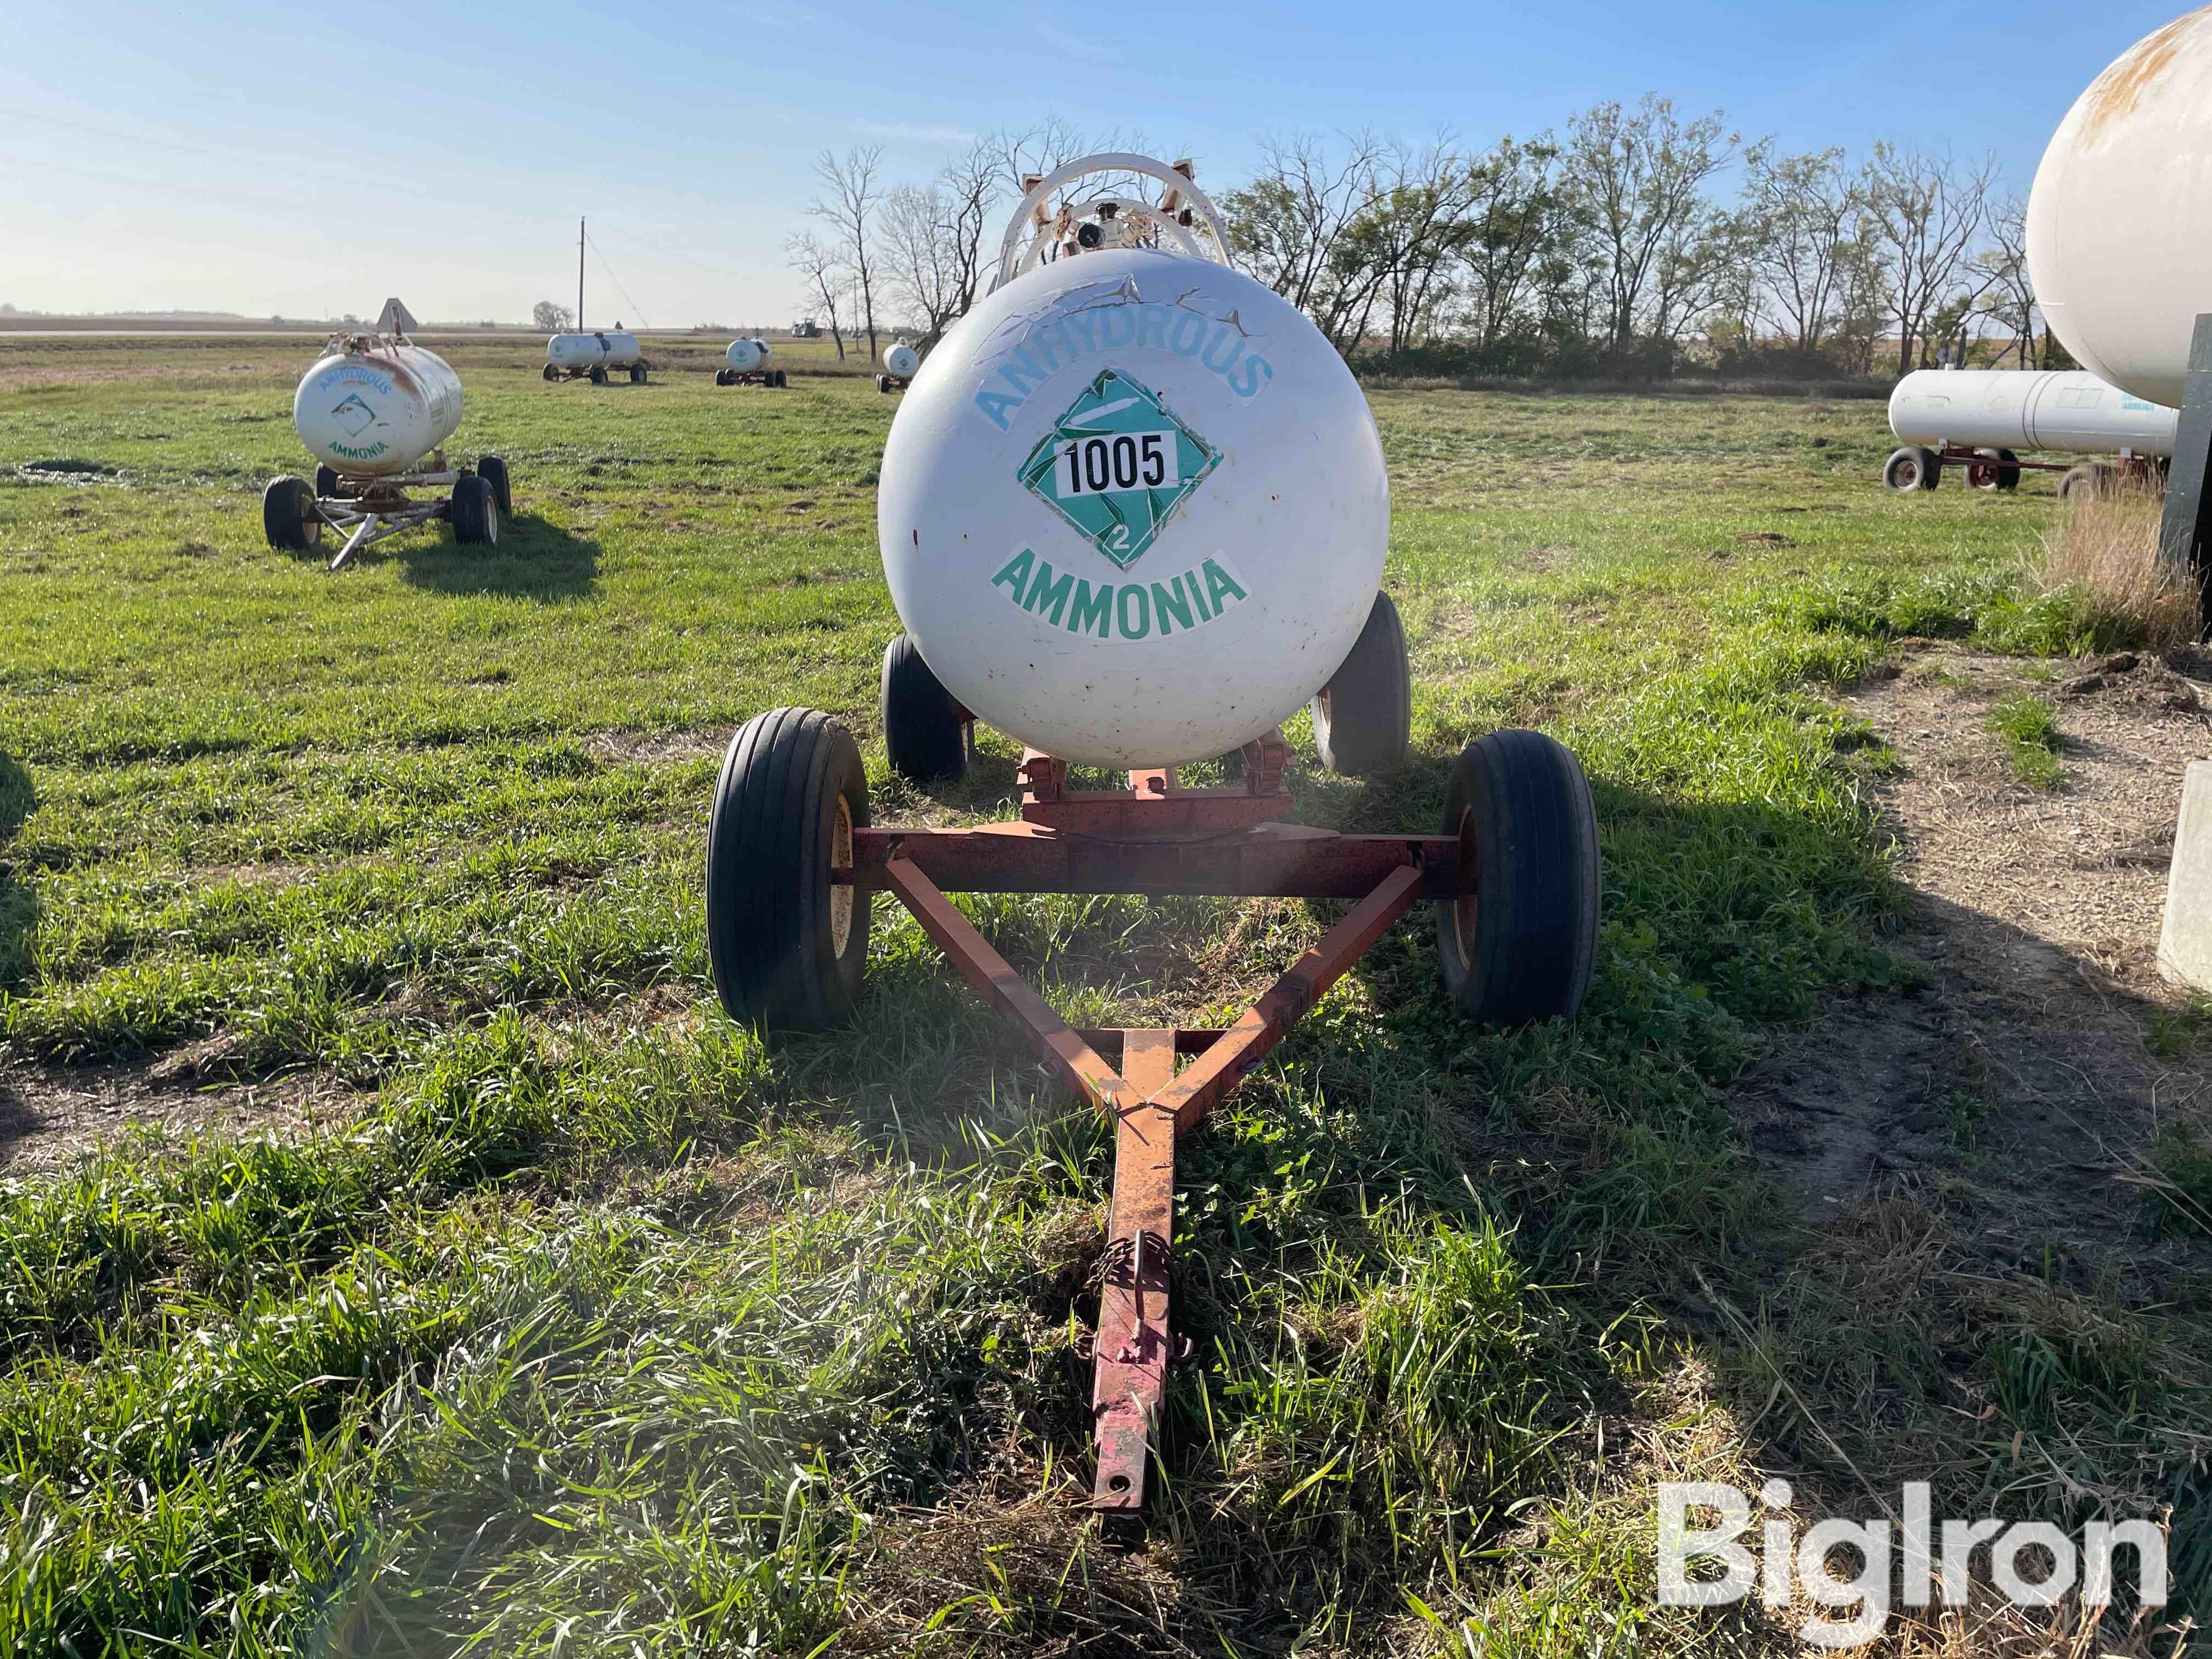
878,243,1388,767
884,340,921,379
2027,8,2212,407
547,330,644,370
1889,370,2177,457
293,337,463,477
726,337,770,372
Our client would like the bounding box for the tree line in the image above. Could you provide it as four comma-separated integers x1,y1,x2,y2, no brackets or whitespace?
791,102,2047,383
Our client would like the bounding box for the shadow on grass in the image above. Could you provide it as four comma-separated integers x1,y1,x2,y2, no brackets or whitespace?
392,516,601,601
0,751,35,998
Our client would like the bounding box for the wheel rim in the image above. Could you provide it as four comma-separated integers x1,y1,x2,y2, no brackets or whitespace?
829,794,854,956
1448,804,1477,968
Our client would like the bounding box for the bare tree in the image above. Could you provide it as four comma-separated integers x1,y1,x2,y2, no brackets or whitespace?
810,145,884,362
880,141,997,348
1971,195,2038,369
531,300,573,331
1860,143,1996,378
1739,148,1863,353
1562,95,1753,351
1222,132,1383,307
1458,134,1571,351
785,232,848,360
1355,134,1489,353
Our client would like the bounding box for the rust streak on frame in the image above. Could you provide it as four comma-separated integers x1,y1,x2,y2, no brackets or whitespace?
1091,1029,1178,1520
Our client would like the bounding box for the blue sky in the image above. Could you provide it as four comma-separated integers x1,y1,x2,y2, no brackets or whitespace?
0,0,2186,325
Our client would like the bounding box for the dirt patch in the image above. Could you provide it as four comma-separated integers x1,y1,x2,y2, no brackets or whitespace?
0,1059,365,1170
15,459,126,486
583,729,727,766
1733,646,2212,1285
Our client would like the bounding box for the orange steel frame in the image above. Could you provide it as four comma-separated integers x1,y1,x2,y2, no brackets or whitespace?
833,729,1468,1528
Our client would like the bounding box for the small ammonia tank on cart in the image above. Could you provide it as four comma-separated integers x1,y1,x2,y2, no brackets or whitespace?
716,337,784,388
702,160,1603,1528
544,327,651,385
2028,9,2212,411
1882,369,2176,498
262,299,512,570
878,158,1393,768
876,338,921,394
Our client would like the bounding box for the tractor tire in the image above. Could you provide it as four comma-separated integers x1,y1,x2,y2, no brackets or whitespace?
1435,729,1602,1025
706,707,872,1029
262,475,316,551
2059,463,2111,501
542,363,560,382
450,473,499,546
776,369,788,388
1311,592,1412,776
314,464,341,500
630,363,647,385
877,374,891,394
477,454,512,515
1883,445,1940,492
590,365,608,386
881,633,968,784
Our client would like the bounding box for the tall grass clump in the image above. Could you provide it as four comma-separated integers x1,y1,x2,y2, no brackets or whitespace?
2033,483,2201,654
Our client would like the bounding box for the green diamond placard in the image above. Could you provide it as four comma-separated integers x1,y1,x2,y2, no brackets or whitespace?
1017,369,1219,569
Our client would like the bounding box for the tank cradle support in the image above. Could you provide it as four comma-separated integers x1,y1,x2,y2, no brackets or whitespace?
840,732,1468,1536
316,454,469,571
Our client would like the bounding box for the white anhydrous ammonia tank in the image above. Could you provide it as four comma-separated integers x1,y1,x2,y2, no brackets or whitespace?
877,245,1389,767
725,338,770,372
292,341,464,477
2027,8,2212,408
1889,370,2177,456
884,341,921,379
546,330,644,369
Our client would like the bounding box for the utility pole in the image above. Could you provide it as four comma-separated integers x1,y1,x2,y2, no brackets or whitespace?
577,217,586,332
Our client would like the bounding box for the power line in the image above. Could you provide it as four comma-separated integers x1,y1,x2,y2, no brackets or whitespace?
585,232,651,329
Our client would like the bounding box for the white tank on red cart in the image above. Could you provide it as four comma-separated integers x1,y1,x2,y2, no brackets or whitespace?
726,337,770,371
2027,8,2212,408
547,330,644,369
876,246,1389,767
292,339,463,477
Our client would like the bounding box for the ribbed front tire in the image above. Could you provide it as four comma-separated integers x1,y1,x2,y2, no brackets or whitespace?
1436,730,1601,1025
706,708,872,1029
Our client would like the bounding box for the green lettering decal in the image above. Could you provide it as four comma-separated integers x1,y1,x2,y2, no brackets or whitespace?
974,388,1023,431
1184,567,1211,619
1116,584,1151,639
991,548,1036,595
1024,559,1074,625
1150,577,1193,635
1067,579,1114,638
1203,557,1247,611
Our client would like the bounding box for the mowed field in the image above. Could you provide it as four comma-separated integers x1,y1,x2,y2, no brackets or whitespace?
1,334,2206,1655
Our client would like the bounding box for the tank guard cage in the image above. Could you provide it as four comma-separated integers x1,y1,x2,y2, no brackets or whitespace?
990,154,1232,294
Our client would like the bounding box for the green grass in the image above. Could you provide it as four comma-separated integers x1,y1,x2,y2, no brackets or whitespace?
0,337,2203,1654
1988,690,2067,789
